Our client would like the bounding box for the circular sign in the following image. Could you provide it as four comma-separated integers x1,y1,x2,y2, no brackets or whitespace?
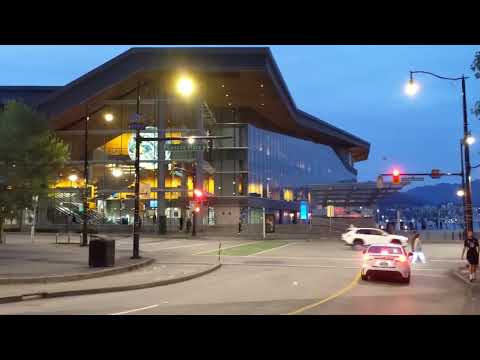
128,127,158,170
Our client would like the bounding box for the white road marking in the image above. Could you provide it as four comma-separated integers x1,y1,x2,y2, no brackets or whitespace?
248,243,292,256
154,243,210,250
110,304,159,315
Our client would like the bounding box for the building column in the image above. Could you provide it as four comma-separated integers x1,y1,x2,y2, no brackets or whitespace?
156,90,167,234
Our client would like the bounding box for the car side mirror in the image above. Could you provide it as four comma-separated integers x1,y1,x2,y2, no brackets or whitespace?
408,252,413,257
362,249,366,254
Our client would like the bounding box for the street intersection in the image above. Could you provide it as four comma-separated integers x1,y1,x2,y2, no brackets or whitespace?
0,237,476,315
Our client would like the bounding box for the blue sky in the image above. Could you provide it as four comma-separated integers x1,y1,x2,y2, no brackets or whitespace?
1,45,479,188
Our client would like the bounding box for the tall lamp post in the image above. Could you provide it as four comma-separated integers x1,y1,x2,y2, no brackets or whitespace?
406,71,474,237
81,109,90,247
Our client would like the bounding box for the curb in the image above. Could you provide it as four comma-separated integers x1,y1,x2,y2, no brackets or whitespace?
450,267,479,287
0,262,222,305
0,258,155,285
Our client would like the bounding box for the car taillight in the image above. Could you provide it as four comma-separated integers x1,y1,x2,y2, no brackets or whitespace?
397,255,406,262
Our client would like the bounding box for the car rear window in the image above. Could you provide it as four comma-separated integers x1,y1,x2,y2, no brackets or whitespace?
368,246,403,255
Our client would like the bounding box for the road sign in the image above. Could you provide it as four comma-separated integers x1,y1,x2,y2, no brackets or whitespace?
128,113,146,130
165,143,207,151
128,122,146,131
130,113,142,122
402,176,424,181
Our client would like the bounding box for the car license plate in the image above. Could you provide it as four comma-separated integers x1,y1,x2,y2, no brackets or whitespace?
379,261,389,267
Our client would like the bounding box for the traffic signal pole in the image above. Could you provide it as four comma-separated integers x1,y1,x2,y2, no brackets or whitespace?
461,76,474,237
192,162,197,237
132,85,141,259
81,108,89,247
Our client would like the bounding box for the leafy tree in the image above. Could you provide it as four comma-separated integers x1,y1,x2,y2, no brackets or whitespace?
0,101,70,240
471,51,480,117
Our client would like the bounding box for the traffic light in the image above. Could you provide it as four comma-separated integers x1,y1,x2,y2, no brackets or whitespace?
431,169,441,179
193,189,204,200
392,169,401,184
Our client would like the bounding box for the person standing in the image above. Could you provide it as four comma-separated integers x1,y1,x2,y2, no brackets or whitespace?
462,231,479,282
179,216,184,231
410,233,426,264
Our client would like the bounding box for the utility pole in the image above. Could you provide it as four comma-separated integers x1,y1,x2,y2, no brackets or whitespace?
192,162,197,237
81,108,89,247
132,85,141,259
462,76,474,236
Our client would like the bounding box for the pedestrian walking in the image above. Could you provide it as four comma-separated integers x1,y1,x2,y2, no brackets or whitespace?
152,213,157,224
410,233,426,264
238,218,242,234
186,217,192,233
179,216,184,231
462,231,479,282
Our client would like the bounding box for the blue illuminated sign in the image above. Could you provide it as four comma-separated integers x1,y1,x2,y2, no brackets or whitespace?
300,201,308,220
150,200,158,208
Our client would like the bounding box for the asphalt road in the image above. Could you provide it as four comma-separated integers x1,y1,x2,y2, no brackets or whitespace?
0,239,478,315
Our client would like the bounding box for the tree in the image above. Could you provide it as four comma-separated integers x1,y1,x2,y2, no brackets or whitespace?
471,51,480,117
0,101,70,240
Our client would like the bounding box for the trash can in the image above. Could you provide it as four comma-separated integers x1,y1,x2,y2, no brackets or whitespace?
89,238,115,267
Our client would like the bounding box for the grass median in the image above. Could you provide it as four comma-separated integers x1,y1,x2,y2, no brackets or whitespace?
203,240,288,256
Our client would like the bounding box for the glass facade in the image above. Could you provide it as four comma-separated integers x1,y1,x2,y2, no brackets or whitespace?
247,125,356,202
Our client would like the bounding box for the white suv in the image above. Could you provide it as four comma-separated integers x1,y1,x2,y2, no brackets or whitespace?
342,228,409,247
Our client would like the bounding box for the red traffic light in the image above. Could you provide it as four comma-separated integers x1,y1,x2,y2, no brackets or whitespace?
392,169,401,185
193,189,204,198
431,169,441,179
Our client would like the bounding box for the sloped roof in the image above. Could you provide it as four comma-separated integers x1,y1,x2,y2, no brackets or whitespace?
1,47,370,161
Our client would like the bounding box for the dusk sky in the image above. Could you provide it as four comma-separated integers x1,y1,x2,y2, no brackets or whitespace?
1,45,479,188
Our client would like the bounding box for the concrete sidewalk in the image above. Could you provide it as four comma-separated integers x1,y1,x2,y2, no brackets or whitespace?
0,234,150,282
0,233,222,304
0,261,221,304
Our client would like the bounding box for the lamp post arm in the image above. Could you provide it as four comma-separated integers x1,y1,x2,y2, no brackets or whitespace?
410,70,467,81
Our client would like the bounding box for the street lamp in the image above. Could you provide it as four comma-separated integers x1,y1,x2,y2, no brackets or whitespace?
68,174,78,182
112,167,123,178
104,113,114,122
406,70,474,237
466,134,476,145
405,75,420,96
457,189,465,197
176,77,195,97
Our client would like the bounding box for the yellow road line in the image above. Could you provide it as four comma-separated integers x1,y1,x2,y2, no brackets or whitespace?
284,271,361,315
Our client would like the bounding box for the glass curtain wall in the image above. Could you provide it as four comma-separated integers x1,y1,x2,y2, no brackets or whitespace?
247,125,356,202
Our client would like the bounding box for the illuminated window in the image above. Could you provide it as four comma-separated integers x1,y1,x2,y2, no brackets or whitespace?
284,189,293,202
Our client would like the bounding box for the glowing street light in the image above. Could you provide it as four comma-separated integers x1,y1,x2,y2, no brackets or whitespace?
104,113,114,122
112,167,123,178
466,135,476,145
187,136,195,144
457,189,465,197
68,174,78,182
405,78,420,96
176,76,195,97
